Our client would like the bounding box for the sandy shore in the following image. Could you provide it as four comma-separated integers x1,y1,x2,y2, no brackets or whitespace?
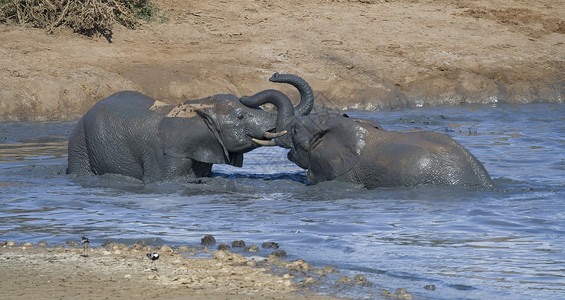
1,0,563,120
1,241,355,299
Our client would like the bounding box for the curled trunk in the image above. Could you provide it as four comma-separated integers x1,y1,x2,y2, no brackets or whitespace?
240,89,295,136
269,73,314,116
241,73,314,148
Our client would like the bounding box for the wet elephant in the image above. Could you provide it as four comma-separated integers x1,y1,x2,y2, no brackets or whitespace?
67,73,314,183
270,112,493,188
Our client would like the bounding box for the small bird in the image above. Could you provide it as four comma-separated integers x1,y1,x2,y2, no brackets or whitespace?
146,252,159,271
81,236,90,257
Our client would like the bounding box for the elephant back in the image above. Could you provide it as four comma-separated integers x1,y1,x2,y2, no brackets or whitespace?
99,91,157,111
338,129,493,188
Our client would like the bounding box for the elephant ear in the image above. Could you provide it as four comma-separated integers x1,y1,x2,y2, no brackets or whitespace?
157,115,234,165
307,117,368,183
196,108,244,167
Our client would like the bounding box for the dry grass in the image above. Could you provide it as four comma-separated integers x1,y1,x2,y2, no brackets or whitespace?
0,0,160,41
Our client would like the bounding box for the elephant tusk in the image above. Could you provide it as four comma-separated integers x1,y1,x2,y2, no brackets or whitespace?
263,130,287,139
252,138,277,146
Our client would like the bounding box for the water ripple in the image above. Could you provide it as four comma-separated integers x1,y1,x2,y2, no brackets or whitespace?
1,103,564,299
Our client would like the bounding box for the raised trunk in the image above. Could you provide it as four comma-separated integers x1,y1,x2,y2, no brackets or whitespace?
240,89,295,134
269,73,314,116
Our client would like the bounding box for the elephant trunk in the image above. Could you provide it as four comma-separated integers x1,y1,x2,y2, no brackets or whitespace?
269,73,314,116
240,89,295,146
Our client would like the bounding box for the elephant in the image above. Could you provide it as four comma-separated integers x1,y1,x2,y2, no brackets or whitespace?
67,73,314,183
256,110,493,189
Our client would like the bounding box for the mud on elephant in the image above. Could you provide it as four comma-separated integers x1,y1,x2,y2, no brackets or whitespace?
67,73,314,183
268,111,494,189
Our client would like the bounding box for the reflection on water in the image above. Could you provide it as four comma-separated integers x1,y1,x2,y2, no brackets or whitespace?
1,103,564,299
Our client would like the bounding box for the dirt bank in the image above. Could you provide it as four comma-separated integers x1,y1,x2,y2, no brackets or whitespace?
1,0,564,120
0,241,344,299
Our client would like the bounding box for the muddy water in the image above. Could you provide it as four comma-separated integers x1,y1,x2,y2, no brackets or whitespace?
1,103,564,299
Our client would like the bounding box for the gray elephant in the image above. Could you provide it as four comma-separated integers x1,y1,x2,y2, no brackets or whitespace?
243,81,493,188
67,73,313,182
273,112,493,188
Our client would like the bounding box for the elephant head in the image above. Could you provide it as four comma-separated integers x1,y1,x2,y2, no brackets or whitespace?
156,73,314,168
276,112,381,183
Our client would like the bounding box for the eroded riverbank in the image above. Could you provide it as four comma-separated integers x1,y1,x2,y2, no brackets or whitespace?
1,0,564,120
